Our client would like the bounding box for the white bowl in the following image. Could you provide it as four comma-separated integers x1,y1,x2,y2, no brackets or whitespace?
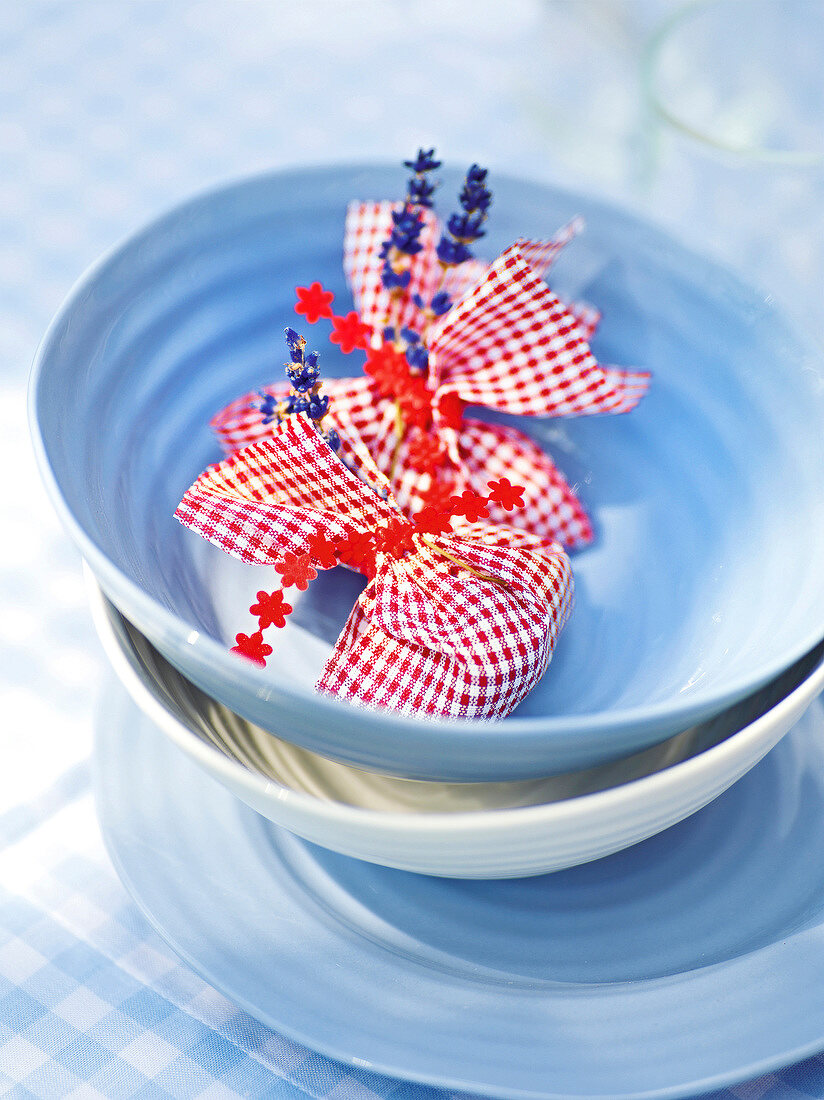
89,574,824,878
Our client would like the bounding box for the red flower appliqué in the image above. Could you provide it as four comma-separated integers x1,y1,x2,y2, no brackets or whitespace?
249,589,293,630
329,311,371,354
487,477,526,512
334,529,376,576
419,473,458,512
448,489,490,524
231,631,273,667
306,530,339,570
436,392,466,431
374,519,417,559
396,374,432,431
275,551,318,590
294,281,335,324
363,343,410,399
406,428,445,474
412,504,453,536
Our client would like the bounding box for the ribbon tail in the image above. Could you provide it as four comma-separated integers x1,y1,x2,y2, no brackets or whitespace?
600,365,651,413
429,240,650,420
176,415,397,565
517,217,584,278
211,383,291,455
455,419,594,550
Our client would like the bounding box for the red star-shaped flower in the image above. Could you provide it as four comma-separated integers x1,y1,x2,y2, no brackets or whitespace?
412,505,453,536
275,551,318,590
249,589,293,630
231,631,273,667
329,311,371,354
437,393,466,431
306,530,339,570
419,474,458,512
487,477,526,511
406,428,445,474
363,342,409,399
334,529,376,576
294,282,335,324
448,489,490,524
396,374,433,431
374,519,417,559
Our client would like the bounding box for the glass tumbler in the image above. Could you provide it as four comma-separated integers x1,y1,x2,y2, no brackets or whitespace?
643,0,824,340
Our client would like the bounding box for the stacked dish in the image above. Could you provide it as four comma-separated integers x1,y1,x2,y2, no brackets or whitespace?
29,165,824,1095
29,165,824,780
89,575,824,878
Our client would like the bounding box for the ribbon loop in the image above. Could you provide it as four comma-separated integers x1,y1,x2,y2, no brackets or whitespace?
176,415,396,565
178,415,574,720
429,242,649,418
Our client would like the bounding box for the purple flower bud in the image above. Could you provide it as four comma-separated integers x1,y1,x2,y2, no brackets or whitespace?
257,391,280,425
284,327,306,364
403,148,441,174
436,236,472,266
307,393,329,420
430,291,453,316
382,261,411,290
406,343,429,371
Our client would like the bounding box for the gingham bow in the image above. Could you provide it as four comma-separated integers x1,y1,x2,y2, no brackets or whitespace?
213,203,648,550
176,415,573,720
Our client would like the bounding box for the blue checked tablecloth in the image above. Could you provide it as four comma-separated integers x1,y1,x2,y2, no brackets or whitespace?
4,2,824,1097
5,743,824,1100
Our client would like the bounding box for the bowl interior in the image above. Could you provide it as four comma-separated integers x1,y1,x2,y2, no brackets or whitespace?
31,165,824,776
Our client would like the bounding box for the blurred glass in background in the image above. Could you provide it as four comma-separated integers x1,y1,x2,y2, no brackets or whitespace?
643,0,824,339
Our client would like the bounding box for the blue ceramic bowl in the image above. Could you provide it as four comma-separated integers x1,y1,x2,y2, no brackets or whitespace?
30,165,824,780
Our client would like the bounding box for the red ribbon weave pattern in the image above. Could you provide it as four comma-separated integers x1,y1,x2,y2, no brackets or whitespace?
211,201,649,550
176,416,573,720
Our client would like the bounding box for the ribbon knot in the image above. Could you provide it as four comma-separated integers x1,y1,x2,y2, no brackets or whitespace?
176,415,573,720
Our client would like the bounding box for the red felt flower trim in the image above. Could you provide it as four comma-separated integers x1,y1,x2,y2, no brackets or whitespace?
396,374,432,432
294,281,335,324
363,343,410,398
306,530,339,570
374,519,417,559
249,589,293,630
418,473,458,512
437,392,466,431
411,504,453,536
487,477,526,512
334,529,377,576
231,631,273,666
448,489,490,524
275,551,318,590
405,428,445,474
329,311,371,354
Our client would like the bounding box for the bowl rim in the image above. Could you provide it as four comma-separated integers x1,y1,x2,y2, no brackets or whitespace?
88,571,824,835
28,161,824,744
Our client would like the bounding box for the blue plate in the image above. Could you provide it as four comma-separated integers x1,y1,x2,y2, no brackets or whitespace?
97,678,824,1099
33,165,824,779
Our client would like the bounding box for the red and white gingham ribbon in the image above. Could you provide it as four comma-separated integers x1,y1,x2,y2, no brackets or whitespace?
211,201,650,550
176,416,573,720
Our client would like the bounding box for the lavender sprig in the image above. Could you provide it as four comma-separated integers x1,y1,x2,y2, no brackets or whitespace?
436,163,492,269
378,154,493,375
256,328,339,451
379,148,441,295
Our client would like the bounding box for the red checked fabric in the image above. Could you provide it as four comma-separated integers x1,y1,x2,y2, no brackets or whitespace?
176,415,573,720
211,203,649,550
